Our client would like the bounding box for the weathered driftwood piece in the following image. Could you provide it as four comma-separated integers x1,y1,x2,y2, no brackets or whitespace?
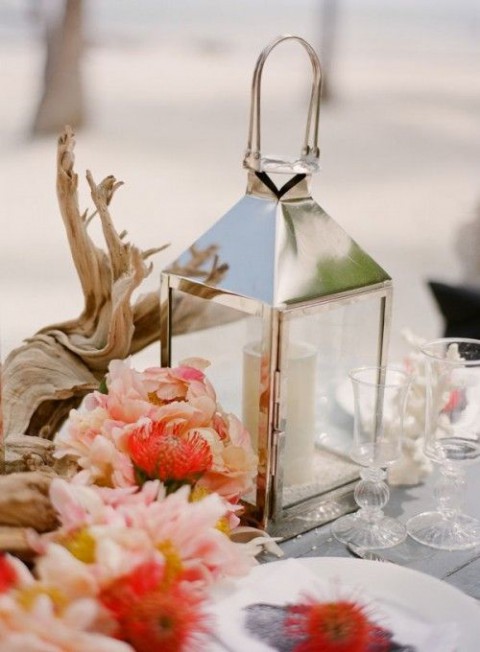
0,472,58,532
0,527,35,561
3,433,78,478
4,433,55,474
0,471,59,559
0,127,231,544
2,127,227,442
3,127,160,439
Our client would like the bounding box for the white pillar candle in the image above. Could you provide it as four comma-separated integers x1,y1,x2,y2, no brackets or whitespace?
242,341,317,485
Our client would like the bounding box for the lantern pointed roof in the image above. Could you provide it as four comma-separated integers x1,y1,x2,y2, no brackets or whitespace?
168,173,390,307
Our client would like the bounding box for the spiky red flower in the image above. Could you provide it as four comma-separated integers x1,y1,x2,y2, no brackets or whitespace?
99,559,165,619
286,598,388,652
127,420,213,487
0,554,17,593
119,582,211,652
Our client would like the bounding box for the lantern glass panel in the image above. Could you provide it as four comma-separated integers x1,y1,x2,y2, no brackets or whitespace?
170,289,263,419
280,294,385,510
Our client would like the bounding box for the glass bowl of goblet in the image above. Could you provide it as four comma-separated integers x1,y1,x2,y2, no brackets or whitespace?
407,338,480,550
332,366,411,549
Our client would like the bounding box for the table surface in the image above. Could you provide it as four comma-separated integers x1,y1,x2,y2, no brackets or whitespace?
273,464,480,602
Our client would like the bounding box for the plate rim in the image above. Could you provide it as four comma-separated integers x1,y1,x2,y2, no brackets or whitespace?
210,557,479,651
290,556,479,649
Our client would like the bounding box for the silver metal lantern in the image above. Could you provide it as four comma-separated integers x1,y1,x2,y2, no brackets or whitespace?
160,35,392,537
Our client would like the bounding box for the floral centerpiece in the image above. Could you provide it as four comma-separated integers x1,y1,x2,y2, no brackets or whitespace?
55,358,258,529
0,479,257,650
0,358,267,651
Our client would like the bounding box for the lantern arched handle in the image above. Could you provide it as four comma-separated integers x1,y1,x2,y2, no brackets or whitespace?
243,35,323,174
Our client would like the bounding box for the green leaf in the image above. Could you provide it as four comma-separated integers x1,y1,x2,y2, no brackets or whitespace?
98,377,108,395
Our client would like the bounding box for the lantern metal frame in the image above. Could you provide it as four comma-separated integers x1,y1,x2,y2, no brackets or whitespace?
160,275,392,537
160,35,393,537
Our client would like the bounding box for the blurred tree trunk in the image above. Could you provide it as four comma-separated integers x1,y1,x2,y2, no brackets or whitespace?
32,0,85,136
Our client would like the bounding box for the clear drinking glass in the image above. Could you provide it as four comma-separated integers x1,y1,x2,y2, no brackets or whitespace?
407,338,480,550
332,366,411,548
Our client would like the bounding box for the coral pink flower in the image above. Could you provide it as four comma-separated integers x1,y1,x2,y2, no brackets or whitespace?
199,413,257,501
0,582,132,651
118,485,255,584
43,480,256,588
55,406,110,462
34,544,99,600
56,358,257,504
1,476,264,652
222,412,254,450
72,435,135,488
49,479,114,530
55,405,136,489
143,358,216,406
100,360,153,424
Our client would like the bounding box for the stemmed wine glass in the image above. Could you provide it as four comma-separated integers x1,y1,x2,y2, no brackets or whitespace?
407,338,480,550
332,366,411,549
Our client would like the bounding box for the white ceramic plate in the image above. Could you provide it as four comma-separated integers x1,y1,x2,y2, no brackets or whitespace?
295,558,479,651
209,557,479,651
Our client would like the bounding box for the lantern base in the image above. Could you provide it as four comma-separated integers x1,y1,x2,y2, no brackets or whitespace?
243,478,360,539
331,512,407,549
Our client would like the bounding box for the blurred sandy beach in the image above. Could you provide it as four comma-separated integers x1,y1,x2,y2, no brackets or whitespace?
0,0,479,365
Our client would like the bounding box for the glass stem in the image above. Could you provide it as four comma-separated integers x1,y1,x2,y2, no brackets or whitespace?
354,467,389,524
434,464,466,520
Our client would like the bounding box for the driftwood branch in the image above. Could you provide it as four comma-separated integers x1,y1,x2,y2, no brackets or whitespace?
0,472,58,532
0,527,35,561
0,472,59,560
0,127,231,543
2,126,228,442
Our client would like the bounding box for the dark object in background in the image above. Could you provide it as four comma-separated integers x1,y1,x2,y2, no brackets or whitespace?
429,281,480,339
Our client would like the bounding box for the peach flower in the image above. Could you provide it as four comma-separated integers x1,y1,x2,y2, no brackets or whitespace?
143,358,216,405
56,358,258,506
41,480,257,588
0,553,132,652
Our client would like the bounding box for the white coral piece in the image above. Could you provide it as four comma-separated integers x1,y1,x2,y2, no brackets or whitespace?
388,329,433,486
